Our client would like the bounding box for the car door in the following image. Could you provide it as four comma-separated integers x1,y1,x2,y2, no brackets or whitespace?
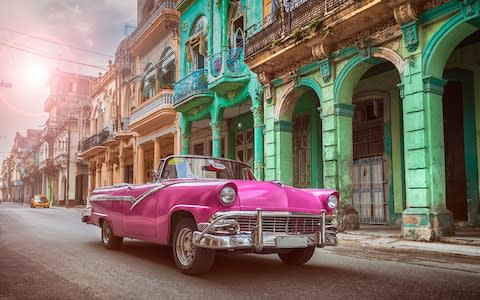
123,185,158,240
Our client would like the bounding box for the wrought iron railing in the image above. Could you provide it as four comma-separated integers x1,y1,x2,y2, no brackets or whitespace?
128,0,176,47
173,69,209,105
39,158,54,170
210,48,246,78
245,0,355,58
79,128,113,152
54,153,68,167
130,92,174,124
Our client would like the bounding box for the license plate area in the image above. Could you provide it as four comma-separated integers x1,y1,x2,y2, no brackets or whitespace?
275,236,308,248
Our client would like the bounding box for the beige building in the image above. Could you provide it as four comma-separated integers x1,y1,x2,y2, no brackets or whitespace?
40,70,95,206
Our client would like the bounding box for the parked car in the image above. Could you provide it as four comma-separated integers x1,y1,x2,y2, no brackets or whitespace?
82,155,339,274
31,194,50,208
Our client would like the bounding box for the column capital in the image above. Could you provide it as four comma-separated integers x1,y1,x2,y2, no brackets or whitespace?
334,103,355,117
274,120,294,133
251,105,264,124
210,121,223,138
423,75,447,96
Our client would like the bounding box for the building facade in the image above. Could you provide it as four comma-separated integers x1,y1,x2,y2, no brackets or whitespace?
128,0,179,183
243,0,480,240
2,0,478,242
41,70,95,206
174,0,263,178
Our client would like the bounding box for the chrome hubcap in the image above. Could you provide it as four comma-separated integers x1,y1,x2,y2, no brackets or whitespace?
102,221,112,244
176,228,194,266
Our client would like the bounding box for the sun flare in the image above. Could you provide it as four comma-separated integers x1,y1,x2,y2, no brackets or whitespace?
26,63,50,85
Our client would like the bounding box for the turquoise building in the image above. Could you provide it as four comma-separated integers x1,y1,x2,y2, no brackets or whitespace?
174,0,480,240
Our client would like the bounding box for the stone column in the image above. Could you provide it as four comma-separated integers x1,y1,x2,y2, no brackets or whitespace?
274,120,293,186
179,113,191,155
87,163,95,193
106,161,113,186
400,74,454,241
95,158,102,188
154,138,161,170
137,144,145,184
119,140,126,182
252,105,264,180
210,121,223,157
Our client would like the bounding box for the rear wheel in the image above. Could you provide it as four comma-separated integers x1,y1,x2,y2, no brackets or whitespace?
278,247,315,265
172,218,215,275
101,219,123,250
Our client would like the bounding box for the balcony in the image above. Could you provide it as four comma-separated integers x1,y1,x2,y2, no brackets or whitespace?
173,69,213,113
244,0,401,74
129,91,176,135
209,48,250,96
79,129,112,154
54,153,68,168
128,0,179,56
39,159,56,173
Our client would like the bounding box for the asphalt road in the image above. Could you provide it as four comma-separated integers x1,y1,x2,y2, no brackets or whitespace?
1,203,479,300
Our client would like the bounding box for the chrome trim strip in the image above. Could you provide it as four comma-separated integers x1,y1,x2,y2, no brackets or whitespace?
212,211,327,219
88,194,136,204
255,208,263,252
130,184,168,210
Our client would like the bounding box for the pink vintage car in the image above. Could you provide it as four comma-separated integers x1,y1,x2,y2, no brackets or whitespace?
82,155,339,274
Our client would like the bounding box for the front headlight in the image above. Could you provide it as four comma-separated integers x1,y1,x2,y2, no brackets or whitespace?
327,194,338,209
219,186,236,205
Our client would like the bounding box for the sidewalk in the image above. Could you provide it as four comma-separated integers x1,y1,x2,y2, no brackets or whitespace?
337,224,480,257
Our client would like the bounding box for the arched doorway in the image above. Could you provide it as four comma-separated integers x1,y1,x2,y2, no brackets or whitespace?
335,53,404,225
442,31,480,223
276,83,322,188
292,89,322,188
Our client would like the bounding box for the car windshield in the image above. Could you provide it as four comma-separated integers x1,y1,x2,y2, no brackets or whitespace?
34,195,48,203
160,156,255,181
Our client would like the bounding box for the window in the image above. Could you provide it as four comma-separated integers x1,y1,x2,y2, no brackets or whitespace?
229,1,245,49
187,16,208,71
158,47,175,89
142,63,156,101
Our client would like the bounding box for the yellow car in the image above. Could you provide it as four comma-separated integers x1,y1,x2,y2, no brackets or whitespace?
31,194,50,208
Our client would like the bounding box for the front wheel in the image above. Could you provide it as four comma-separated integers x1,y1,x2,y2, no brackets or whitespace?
172,218,215,275
278,247,315,265
101,219,123,250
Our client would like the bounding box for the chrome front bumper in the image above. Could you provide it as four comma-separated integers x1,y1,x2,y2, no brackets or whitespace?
193,209,337,252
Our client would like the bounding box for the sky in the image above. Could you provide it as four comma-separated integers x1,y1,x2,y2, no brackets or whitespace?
0,0,137,162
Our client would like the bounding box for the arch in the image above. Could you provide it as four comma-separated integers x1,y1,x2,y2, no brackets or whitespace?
334,48,403,104
275,77,322,121
190,15,208,36
423,13,478,78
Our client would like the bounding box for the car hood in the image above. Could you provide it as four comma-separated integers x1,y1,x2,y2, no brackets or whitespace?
234,181,322,214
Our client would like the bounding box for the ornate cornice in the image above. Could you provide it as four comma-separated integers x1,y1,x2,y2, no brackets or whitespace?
334,20,397,53
423,0,450,11
393,1,418,25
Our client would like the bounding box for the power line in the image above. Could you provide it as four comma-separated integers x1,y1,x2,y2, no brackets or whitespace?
0,40,108,70
0,27,114,58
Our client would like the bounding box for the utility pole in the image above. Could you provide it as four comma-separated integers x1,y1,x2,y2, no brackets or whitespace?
66,116,71,207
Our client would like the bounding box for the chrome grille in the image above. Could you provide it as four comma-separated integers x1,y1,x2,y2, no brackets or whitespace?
235,216,321,234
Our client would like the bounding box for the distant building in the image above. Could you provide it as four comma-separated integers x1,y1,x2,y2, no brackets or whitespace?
40,69,96,206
